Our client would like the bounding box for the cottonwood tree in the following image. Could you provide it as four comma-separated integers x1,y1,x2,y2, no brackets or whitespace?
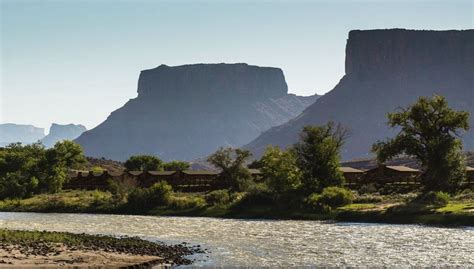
124,155,163,171
294,122,349,193
372,95,470,192
163,160,190,171
207,147,252,191
260,146,302,195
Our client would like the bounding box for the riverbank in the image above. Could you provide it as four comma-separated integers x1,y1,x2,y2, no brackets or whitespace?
0,229,200,267
0,190,472,226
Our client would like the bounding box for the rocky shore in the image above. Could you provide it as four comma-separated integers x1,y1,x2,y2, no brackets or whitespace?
0,229,202,268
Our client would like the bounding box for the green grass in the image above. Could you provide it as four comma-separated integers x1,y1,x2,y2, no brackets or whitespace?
0,189,472,226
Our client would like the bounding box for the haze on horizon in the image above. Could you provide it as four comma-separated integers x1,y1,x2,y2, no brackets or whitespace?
1,0,472,130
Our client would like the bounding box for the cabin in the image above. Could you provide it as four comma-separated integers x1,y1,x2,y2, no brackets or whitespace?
141,171,178,187
364,165,421,186
466,166,474,187
339,167,365,186
179,170,220,191
65,170,110,190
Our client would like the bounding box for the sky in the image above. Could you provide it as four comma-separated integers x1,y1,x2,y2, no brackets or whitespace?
1,0,472,131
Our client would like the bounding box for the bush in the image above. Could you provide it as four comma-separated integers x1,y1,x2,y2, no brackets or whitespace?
232,186,274,209
354,194,383,203
416,191,450,206
358,183,378,194
168,196,206,210
127,181,172,210
205,190,231,206
304,187,354,213
320,187,354,207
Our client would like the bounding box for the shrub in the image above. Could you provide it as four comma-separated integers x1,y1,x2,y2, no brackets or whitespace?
205,190,231,206
317,186,354,208
354,194,383,203
304,193,332,213
232,186,274,209
416,191,450,206
358,183,378,194
127,181,172,210
168,196,206,210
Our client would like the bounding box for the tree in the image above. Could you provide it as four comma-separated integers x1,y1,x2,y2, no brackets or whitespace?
50,140,87,169
207,147,252,191
163,160,190,171
0,141,89,198
260,146,302,195
124,155,163,171
372,95,470,191
294,122,348,193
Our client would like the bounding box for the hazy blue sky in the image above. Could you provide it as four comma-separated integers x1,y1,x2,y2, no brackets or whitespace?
1,0,472,130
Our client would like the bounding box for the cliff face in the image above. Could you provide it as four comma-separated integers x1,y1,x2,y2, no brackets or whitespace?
75,63,318,161
41,123,87,148
245,29,474,160
0,124,45,146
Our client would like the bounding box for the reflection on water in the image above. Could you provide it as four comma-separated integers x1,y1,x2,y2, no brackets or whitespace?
0,212,472,267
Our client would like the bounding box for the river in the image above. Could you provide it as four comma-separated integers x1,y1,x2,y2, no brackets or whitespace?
0,212,472,267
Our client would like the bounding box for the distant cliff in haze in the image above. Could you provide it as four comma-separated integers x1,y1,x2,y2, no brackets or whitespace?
75,63,318,161
41,123,87,148
0,124,45,146
245,29,474,160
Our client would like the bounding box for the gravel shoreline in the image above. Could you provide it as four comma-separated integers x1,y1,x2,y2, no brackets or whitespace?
0,229,203,268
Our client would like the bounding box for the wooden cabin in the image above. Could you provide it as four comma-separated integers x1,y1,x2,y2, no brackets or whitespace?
339,166,365,186
364,165,421,185
141,171,178,187
466,166,474,187
179,170,220,191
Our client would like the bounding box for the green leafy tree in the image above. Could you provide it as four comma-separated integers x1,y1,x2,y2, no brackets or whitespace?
372,95,470,191
163,160,190,171
294,122,348,193
124,155,163,171
207,147,252,191
50,140,87,169
260,146,302,195
0,141,88,198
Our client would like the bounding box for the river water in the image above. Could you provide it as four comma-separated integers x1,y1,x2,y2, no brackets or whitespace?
0,212,472,267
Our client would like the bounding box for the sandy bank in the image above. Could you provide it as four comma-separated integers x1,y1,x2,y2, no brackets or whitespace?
0,243,167,268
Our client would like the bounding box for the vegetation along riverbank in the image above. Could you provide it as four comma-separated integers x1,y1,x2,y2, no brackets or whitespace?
0,229,201,267
0,95,473,227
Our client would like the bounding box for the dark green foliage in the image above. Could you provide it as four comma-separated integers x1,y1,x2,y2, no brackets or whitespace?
127,181,172,210
306,187,354,210
294,123,347,193
163,160,190,171
207,147,252,191
373,95,470,192
205,189,231,206
0,141,87,199
124,155,163,171
260,146,302,196
415,191,450,206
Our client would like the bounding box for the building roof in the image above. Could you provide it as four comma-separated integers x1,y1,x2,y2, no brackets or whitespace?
148,171,177,176
339,167,364,173
183,170,219,175
386,165,421,172
128,171,143,176
466,166,474,172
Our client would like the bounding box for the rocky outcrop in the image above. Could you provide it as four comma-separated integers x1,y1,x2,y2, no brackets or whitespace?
41,123,87,148
75,63,318,161
0,124,45,146
245,29,474,160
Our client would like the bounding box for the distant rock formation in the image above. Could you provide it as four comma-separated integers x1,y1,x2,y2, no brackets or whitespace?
75,63,318,161
245,29,474,160
0,123,45,146
41,123,87,148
